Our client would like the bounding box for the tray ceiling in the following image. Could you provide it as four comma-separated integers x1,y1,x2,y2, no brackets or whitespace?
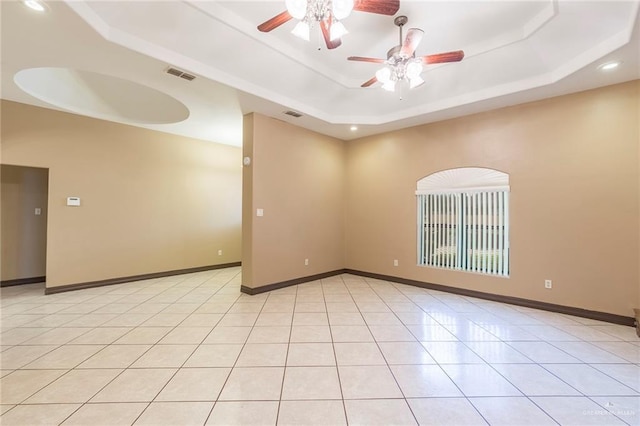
1,0,639,146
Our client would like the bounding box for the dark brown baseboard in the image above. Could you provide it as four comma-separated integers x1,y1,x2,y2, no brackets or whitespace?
240,270,344,295
44,262,241,295
1,276,46,287
239,267,634,327
42,262,635,328
344,269,635,327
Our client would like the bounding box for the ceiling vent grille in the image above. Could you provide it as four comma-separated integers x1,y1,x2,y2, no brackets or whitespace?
284,110,302,118
166,67,196,81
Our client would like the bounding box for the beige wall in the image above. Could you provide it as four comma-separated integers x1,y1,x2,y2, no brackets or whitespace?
1,165,48,281
345,81,639,317
242,113,344,289
1,100,242,289
3,83,637,317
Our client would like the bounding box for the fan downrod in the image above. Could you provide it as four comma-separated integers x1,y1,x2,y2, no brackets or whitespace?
388,15,408,59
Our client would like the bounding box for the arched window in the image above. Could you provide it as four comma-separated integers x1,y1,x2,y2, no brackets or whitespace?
416,167,510,276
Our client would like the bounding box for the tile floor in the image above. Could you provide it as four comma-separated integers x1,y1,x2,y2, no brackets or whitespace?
1,267,638,425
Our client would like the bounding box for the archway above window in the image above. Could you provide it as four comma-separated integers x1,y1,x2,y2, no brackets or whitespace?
416,167,509,195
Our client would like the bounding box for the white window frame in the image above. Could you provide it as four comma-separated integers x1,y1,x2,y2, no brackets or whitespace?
416,168,510,277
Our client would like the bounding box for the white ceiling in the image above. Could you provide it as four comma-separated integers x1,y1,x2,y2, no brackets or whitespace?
1,0,639,147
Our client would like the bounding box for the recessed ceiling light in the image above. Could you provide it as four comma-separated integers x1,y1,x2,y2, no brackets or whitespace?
23,0,46,12
350,125,358,131
598,61,621,71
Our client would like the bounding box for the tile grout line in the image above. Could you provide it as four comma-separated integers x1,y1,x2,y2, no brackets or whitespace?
391,275,640,421
132,269,234,424
203,267,273,425
20,269,226,424
274,281,298,425
1,267,638,425
410,285,581,425
353,276,423,425
370,277,496,426
326,275,349,425
187,268,244,426
58,270,223,425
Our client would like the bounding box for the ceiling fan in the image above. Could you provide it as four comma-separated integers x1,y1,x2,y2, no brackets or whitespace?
257,0,400,49
348,15,464,91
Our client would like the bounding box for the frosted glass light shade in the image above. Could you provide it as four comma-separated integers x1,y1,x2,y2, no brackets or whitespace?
291,21,310,40
332,0,354,20
375,67,391,83
409,76,425,89
406,61,423,79
330,21,347,41
286,0,307,19
382,80,396,91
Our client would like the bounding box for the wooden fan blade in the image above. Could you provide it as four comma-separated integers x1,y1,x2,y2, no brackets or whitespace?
354,0,400,15
257,11,292,32
320,20,342,49
361,76,378,87
347,56,386,63
401,28,424,57
421,50,465,64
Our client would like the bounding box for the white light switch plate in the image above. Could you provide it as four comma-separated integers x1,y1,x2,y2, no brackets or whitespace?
256,208,264,217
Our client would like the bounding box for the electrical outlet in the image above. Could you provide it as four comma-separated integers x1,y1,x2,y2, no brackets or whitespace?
304,258,309,266
545,279,552,289
393,259,398,266
35,208,42,215
218,250,223,256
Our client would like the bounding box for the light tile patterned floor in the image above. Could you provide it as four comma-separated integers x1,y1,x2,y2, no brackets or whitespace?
1,267,638,425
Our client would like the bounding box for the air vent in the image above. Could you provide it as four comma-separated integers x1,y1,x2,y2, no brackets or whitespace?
284,110,302,118
165,67,196,81
166,67,182,77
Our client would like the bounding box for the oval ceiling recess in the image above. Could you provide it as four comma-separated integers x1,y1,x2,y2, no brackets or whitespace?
14,67,190,125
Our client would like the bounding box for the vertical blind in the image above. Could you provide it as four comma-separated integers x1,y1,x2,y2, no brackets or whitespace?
417,190,509,276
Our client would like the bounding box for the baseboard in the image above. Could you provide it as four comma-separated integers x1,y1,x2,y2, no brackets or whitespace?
1,276,46,287
42,262,635,327
240,270,345,295
241,267,634,327
344,269,635,327
44,262,241,295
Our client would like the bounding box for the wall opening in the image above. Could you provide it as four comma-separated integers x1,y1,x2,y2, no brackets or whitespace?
1,164,49,286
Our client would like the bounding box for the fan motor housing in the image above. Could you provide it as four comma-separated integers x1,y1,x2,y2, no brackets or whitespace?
387,45,402,61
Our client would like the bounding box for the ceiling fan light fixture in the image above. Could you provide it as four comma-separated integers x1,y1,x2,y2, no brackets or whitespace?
382,80,396,92
332,0,354,20
409,76,424,89
258,0,399,49
348,15,464,95
291,20,310,41
285,0,308,20
330,21,348,41
375,67,392,83
406,61,423,80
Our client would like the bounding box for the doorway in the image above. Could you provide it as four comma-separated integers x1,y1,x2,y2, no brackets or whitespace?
1,165,49,286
